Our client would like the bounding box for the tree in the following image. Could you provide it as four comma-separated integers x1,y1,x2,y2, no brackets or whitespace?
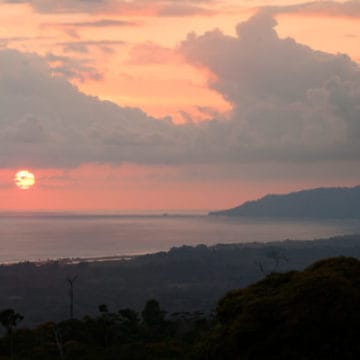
141,299,166,327
52,323,65,360
66,275,78,319
201,257,360,359
0,308,24,359
97,304,117,348
255,248,288,275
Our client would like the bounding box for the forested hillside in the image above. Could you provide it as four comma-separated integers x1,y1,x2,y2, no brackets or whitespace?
210,185,360,218
0,257,358,359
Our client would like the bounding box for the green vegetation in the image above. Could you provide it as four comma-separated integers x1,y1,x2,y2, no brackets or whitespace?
0,256,358,359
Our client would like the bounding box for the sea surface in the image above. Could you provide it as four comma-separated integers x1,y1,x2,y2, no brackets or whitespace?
0,212,360,263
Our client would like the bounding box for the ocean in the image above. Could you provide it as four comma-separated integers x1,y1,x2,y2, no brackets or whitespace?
0,212,360,264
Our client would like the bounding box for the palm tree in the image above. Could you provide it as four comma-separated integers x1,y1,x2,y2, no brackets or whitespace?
0,308,24,360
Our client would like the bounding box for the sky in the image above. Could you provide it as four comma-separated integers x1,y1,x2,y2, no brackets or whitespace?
0,0,360,211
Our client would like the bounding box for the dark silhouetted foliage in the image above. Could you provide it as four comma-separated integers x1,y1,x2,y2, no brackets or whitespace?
0,257,358,359
198,256,360,360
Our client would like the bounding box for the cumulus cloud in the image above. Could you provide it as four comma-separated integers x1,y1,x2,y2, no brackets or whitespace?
1,12,360,170
180,11,360,162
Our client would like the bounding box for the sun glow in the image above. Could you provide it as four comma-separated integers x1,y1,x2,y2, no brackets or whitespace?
14,170,35,190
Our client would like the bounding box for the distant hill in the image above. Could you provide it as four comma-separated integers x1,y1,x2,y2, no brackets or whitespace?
209,185,360,218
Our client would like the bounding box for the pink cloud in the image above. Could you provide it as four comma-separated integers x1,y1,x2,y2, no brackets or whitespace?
127,42,183,65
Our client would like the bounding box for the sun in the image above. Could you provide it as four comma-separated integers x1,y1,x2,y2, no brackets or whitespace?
14,170,35,190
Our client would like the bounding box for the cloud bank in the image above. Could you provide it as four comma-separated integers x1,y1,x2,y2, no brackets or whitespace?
0,49,191,168
1,12,360,169
2,0,214,16
264,1,360,19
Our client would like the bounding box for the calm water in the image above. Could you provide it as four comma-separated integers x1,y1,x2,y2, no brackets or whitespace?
0,212,360,263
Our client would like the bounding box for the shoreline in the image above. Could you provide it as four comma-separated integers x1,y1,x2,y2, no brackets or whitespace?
0,253,145,267
2,233,360,267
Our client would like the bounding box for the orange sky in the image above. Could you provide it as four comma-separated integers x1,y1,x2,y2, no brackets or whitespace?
1,0,360,211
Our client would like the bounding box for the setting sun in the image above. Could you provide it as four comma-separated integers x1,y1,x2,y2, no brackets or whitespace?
14,170,35,190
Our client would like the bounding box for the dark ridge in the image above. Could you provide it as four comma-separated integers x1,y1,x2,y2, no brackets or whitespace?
209,185,360,218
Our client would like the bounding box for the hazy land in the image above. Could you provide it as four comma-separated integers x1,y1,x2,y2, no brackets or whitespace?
210,185,360,218
0,234,359,327
0,247,358,359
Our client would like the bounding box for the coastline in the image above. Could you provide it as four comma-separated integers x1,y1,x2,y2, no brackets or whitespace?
2,233,360,267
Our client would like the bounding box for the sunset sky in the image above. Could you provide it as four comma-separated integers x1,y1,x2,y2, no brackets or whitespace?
1,0,360,211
